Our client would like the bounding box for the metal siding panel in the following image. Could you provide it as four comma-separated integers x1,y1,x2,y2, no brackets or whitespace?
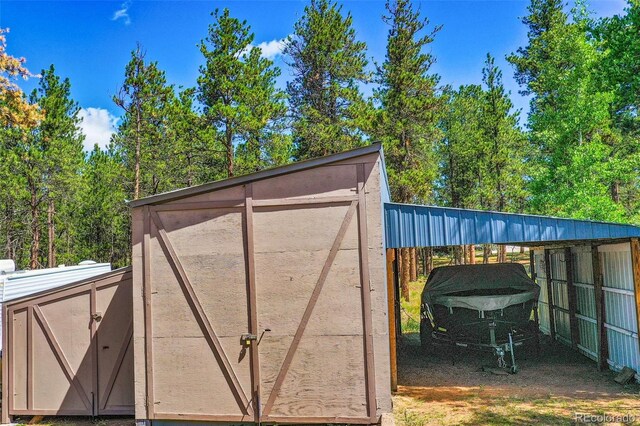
383,204,640,248
600,243,640,374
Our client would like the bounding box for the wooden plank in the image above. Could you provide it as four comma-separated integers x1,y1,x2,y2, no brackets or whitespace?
90,283,98,416
386,248,397,393
142,206,155,420
252,195,358,207
357,163,377,423
27,305,33,411
152,413,253,423
592,245,608,371
261,200,359,417
2,305,10,424
529,250,540,339
629,238,640,365
32,306,92,411
263,415,374,424
394,248,402,337
28,415,44,424
544,249,557,341
565,247,580,349
151,200,245,211
100,321,133,411
149,210,251,416
244,183,260,419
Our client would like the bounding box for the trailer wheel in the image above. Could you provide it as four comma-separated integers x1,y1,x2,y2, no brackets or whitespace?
420,319,434,353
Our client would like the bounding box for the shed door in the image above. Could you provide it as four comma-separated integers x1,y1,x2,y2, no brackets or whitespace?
96,279,135,414
146,207,255,422
8,273,134,417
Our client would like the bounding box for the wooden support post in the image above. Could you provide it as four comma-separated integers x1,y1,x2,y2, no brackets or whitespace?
544,249,557,341
529,250,536,280
629,239,640,364
386,248,398,392
530,249,541,355
592,245,608,371
565,247,580,349
394,248,402,337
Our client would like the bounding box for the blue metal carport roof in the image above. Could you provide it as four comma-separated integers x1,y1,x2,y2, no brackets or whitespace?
384,203,640,248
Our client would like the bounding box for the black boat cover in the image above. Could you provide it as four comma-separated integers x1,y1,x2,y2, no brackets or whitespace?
421,263,540,311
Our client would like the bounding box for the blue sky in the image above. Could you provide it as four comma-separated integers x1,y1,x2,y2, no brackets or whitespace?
1,0,628,150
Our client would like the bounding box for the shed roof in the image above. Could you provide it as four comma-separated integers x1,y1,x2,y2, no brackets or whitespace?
384,203,640,248
129,143,384,208
4,266,132,305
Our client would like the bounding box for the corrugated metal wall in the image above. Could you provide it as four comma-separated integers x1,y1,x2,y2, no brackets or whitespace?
549,250,572,345
599,243,640,375
534,243,640,377
534,251,551,335
573,246,598,361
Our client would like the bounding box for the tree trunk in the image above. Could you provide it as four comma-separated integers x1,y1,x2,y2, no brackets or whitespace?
47,199,55,267
454,246,463,265
483,244,491,264
611,181,620,203
226,120,234,178
30,186,39,269
400,248,410,302
520,246,525,254
497,245,507,263
409,248,417,282
469,244,476,264
425,247,433,275
134,105,141,200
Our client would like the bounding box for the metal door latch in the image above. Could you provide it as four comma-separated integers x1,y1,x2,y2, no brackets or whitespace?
92,312,103,322
241,333,257,346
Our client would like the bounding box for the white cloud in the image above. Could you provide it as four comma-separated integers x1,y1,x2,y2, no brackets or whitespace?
244,38,288,60
112,1,131,25
78,108,119,152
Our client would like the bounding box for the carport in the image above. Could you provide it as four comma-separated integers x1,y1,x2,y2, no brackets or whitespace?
383,203,640,390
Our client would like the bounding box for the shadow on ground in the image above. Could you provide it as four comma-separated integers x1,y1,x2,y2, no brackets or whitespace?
394,333,640,425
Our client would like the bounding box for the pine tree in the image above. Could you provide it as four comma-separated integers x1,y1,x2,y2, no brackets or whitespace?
479,54,527,213
113,45,175,199
285,0,370,159
20,65,85,268
76,145,130,267
436,84,485,209
197,8,287,177
374,0,442,204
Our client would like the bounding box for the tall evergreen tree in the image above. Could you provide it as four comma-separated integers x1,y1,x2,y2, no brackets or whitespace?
479,54,527,213
436,85,485,209
285,0,370,159
374,0,442,204
113,45,175,199
197,8,287,177
22,65,85,268
76,145,130,267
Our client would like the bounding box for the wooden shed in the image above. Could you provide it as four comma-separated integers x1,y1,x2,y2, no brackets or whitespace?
129,144,392,424
1,268,134,422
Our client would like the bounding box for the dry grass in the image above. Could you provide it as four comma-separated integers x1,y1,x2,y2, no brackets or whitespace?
394,390,640,426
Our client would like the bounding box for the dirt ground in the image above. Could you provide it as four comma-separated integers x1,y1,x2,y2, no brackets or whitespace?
394,333,640,425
